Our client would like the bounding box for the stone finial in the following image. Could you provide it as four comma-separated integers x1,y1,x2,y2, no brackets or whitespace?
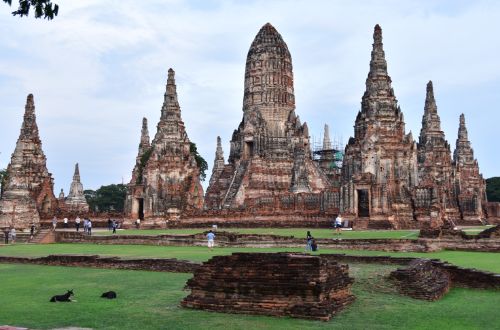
369,24,387,75
21,93,40,140
161,68,181,119
323,124,332,150
458,114,468,141
425,81,437,114
140,117,150,149
216,136,224,161
73,163,80,181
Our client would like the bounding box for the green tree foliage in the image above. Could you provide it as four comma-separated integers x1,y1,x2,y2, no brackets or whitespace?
3,0,59,20
0,168,7,197
190,142,208,181
84,184,127,213
486,177,500,202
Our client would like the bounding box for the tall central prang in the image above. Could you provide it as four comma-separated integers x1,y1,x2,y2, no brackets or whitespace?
205,23,336,216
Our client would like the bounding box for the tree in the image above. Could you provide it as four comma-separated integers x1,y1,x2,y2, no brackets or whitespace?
0,168,7,197
486,177,500,202
3,0,59,20
190,142,208,182
84,184,127,213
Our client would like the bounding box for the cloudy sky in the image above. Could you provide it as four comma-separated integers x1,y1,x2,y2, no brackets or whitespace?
0,0,499,193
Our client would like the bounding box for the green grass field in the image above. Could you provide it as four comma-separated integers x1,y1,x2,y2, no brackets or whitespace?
93,228,421,239
1,244,499,272
0,262,498,330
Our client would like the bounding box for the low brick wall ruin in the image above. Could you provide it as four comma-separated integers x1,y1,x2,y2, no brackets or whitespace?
0,255,200,273
321,254,500,290
181,253,355,321
55,231,500,252
389,259,451,300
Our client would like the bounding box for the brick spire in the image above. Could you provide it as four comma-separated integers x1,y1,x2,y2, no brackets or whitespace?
161,68,181,120
209,136,225,186
20,94,41,142
364,24,393,99
139,117,150,154
418,81,443,146
453,114,473,166
323,124,332,150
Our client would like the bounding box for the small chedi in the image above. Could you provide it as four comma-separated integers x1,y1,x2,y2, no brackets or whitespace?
182,253,355,321
58,163,89,213
340,25,488,228
124,69,204,224
0,94,58,229
414,81,459,226
453,114,487,223
204,23,337,218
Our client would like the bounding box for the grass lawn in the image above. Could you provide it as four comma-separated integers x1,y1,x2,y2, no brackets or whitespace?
1,243,499,273
93,227,421,239
0,263,498,330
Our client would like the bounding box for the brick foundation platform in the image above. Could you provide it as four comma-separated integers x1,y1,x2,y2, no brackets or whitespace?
181,253,355,321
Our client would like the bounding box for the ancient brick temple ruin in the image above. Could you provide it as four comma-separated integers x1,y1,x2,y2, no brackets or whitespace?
340,25,419,228
58,163,89,214
124,69,204,223
0,94,58,229
204,23,337,218
453,114,487,223
414,81,459,225
182,253,355,321
340,25,488,228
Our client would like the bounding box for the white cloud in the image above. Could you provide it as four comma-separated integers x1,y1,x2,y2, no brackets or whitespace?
0,0,499,194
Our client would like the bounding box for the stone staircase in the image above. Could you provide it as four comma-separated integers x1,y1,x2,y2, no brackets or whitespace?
222,160,249,208
30,229,55,244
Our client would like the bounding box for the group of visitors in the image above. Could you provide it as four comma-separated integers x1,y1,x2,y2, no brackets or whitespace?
303,214,345,252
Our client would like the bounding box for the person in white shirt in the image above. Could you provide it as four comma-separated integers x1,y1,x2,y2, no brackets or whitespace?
87,219,92,236
75,216,81,232
63,217,68,229
335,214,343,235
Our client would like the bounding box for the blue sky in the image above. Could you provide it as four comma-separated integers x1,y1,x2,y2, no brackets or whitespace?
0,0,498,192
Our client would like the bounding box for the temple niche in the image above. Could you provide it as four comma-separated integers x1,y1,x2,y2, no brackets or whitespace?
204,23,337,217
124,69,204,224
341,25,419,229
452,114,487,224
0,94,58,229
415,81,459,226
59,163,89,214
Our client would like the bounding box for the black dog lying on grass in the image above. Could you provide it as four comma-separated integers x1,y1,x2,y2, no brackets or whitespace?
101,291,117,299
50,289,74,302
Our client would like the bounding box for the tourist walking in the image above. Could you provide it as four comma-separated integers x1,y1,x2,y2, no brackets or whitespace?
83,218,88,234
135,218,141,229
52,216,57,231
75,216,81,232
30,224,35,240
10,227,16,244
63,217,68,229
87,219,92,236
305,231,313,251
112,220,117,234
335,214,343,235
207,230,215,251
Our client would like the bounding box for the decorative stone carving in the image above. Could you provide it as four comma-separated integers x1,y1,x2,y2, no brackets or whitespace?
125,69,204,223
0,94,57,229
204,23,336,215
